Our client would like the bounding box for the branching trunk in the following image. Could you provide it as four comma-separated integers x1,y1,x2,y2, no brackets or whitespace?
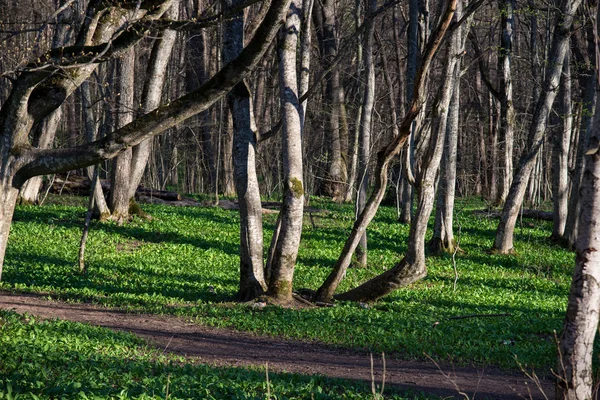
315,0,458,303
493,0,582,254
0,0,292,280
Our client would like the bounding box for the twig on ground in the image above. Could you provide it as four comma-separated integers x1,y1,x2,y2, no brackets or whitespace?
447,313,511,320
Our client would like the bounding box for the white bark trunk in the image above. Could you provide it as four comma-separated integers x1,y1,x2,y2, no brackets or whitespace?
266,0,305,302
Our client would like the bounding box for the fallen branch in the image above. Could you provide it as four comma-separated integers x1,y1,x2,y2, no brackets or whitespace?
447,313,512,320
473,209,553,221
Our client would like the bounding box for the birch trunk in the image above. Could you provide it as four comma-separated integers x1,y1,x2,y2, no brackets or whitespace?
266,0,304,302
493,0,582,254
129,1,180,201
556,40,600,396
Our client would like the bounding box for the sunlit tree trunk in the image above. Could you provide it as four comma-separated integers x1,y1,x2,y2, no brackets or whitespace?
266,0,304,302
493,0,582,254
315,0,458,302
557,35,600,395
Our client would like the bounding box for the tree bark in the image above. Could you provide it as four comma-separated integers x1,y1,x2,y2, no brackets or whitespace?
314,0,347,199
495,0,515,206
223,0,267,300
354,0,376,268
556,43,600,397
266,0,304,302
129,0,180,201
551,52,572,240
493,0,582,254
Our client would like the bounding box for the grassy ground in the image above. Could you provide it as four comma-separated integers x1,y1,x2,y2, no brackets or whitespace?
0,195,575,397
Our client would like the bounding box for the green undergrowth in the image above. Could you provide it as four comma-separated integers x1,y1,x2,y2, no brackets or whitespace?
2,196,575,374
0,309,426,399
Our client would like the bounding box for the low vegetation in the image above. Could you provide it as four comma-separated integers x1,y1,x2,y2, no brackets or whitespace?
0,196,576,397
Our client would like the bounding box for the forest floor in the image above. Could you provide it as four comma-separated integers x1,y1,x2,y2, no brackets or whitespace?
0,291,555,399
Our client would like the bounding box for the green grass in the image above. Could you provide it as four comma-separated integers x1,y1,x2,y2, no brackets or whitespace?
0,309,426,399
0,196,576,391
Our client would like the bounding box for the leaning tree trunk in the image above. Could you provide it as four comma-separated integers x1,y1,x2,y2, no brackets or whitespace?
18,0,73,204
265,0,304,302
354,0,376,268
128,0,179,201
314,0,458,303
493,0,582,254
0,0,292,283
551,52,572,240
556,44,600,397
336,0,463,302
224,0,267,300
108,47,136,223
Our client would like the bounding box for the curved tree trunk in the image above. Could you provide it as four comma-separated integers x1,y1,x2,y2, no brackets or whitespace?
0,0,292,281
315,0,458,303
128,1,180,201
266,0,304,302
224,0,267,300
493,0,582,254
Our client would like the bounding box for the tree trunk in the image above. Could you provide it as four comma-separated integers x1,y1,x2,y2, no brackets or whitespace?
556,47,600,397
430,60,461,254
108,47,136,223
315,0,458,302
223,0,267,300
354,0,376,268
493,0,582,254
266,0,304,302
81,81,110,219
495,0,515,206
314,0,347,199
551,52,572,240
129,1,180,201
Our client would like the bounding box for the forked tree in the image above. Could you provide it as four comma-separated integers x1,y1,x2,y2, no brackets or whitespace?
0,0,293,281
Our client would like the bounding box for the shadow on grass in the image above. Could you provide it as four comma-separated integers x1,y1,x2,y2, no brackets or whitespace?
0,311,433,400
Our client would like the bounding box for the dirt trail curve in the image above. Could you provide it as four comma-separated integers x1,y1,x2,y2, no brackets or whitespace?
0,292,554,399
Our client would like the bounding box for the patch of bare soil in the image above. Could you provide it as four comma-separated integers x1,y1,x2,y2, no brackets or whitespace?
0,292,554,399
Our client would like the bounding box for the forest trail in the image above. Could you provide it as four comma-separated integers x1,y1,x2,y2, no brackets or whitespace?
0,292,554,399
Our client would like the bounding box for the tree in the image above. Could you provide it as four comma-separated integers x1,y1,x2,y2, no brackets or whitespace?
557,9,600,392
265,0,305,302
493,0,582,254
0,0,293,281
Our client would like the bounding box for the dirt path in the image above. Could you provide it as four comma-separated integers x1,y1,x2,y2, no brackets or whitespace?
0,292,554,399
